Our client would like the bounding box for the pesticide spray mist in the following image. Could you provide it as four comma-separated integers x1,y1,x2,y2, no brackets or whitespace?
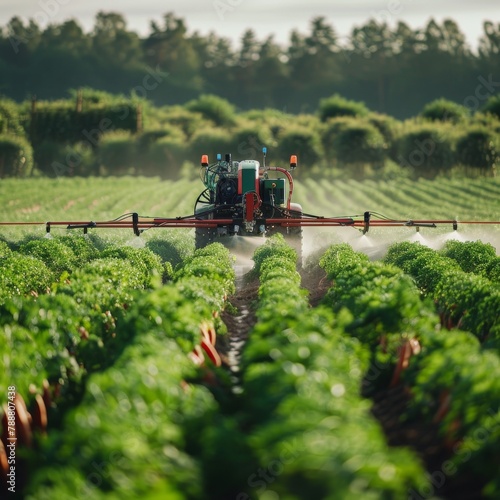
302,225,500,263
224,235,267,276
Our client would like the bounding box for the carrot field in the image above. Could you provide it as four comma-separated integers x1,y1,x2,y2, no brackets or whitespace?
1,174,500,499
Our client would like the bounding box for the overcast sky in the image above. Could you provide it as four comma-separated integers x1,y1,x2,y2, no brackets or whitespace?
1,0,499,49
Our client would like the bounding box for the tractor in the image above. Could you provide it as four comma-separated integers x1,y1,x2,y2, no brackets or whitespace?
193,148,303,258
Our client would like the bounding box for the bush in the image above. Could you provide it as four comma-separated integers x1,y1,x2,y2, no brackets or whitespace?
29,100,139,144
318,94,369,122
98,131,137,174
482,94,500,119
189,128,232,163
333,121,387,166
56,235,100,262
252,234,297,274
367,112,400,160
0,134,33,177
320,117,358,157
228,125,273,160
142,136,186,178
441,240,497,274
185,94,236,127
159,106,204,139
36,140,96,176
276,126,322,167
0,99,25,136
420,98,469,123
456,127,499,173
100,245,164,287
397,124,454,177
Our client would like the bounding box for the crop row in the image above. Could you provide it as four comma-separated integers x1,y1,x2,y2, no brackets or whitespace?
0,232,198,492
384,241,500,344
231,235,429,499
16,242,235,498
320,243,500,497
0,235,171,414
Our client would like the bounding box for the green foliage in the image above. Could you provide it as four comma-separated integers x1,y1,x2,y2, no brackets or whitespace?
238,239,429,498
441,240,497,274
397,123,455,176
100,245,164,287
385,241,500,340
320,116,357,157
318,94,369,122
276,126,323,166
484,258,500,283
0,133,34,177
29,101,139,145
0,240,12,257
319,243,369,278
482,94,500,119
143,135,186,178
56,235,100,262
36,140,96,176
0,14,498,124
228,124,274,159
19,237,78,276
145,231,194,268
26,336,214,499
0,98,25,136
0,254,52,302
188,128,232,162
252,233,297,274
185,94,236,127
333,121,387,165
153,105,204,139
175,243,235,296
456,126,499,172
367,112,400,159
420,98,469,123
97,131,137,174
321,243,434,346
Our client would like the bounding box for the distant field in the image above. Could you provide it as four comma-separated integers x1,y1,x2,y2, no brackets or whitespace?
1,175,499,244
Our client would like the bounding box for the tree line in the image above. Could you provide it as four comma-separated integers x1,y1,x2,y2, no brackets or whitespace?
0,12,499,118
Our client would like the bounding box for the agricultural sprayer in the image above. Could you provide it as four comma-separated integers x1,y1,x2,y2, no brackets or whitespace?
1,148,499,259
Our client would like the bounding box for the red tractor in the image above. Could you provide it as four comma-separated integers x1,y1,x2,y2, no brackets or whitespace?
193,149,303,258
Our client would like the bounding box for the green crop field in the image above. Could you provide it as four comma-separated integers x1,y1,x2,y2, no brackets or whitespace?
1,175,500,499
